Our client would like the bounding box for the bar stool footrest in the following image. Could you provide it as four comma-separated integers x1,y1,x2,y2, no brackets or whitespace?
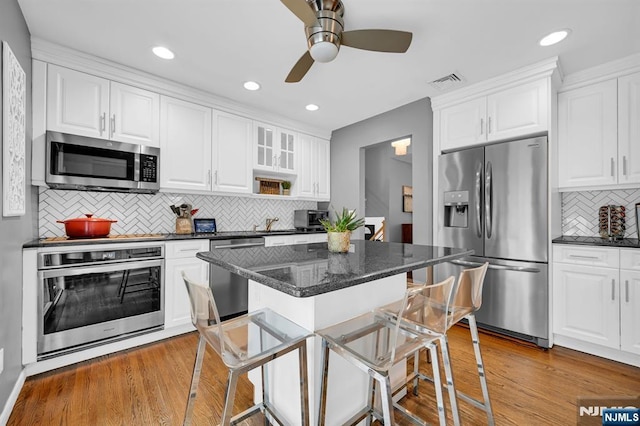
415,372,491,412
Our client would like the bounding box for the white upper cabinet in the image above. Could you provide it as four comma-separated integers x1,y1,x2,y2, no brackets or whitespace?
47,65,109,138
254,122,297,174
47,65,160,146
212,110,253,194
298,134,330,200
160,96,212,192
439,78,548,152
109,82,160,146
618,71,640,185
558,79,618,189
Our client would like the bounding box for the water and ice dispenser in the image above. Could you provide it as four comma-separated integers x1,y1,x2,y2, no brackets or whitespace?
443,191,469,228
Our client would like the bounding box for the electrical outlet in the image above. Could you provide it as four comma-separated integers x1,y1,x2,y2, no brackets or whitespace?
0,348,4,375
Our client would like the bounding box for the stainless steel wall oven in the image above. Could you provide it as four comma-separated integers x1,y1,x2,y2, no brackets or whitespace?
37,242,164,358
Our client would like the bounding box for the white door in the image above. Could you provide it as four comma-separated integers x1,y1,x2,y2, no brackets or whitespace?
552,263,620,348
164,257,206,329
618,71,640,185
297,134,315,198
487,79,548,141
109,82,160,147
255,122,276,171
213,111,253,193
47,64,109,138
558,79,618,188
278,129,296,173
620,270,640,355
316,138,331,200
439,97,487,151
160,96,212,192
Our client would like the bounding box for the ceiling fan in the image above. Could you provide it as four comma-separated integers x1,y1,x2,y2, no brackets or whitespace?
281,0,413,82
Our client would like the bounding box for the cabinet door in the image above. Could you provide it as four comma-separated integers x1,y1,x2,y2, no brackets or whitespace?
165,257,206,329
487,79,548,141
618,71,640,185
109,82,160,147
213,111,252,193
278,129,296,172
255,122,276,171
620,270,640,355
160,96,212,192
552,263,620,348
297,134,315,198
439,97,487,151
316,138,331,200
47,65,109,138
558,79,618,188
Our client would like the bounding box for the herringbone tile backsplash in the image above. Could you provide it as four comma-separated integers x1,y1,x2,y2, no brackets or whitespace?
39,188,317,237
562,189,640,238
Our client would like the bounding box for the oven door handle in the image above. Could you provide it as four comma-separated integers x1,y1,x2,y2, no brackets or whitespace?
38,259,163,279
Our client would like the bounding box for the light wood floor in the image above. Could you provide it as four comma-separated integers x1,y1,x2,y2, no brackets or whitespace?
8,326,640,425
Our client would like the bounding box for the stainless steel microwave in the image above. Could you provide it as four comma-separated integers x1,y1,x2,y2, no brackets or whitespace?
294,209,329,230
45,131,160,193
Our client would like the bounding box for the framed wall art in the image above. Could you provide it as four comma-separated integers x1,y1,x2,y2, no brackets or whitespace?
402,185,413,213
2,41,26,217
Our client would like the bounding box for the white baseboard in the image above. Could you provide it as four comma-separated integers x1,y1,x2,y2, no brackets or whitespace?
0,369,26,426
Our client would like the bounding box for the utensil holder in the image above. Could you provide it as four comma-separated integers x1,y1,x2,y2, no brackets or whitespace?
176,217,192,234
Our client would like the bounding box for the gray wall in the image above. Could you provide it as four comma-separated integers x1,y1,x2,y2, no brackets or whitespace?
364,142,412,243
0,0,35,415
330,98,433,279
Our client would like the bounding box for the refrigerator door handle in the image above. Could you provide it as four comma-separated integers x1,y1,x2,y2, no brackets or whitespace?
450,259,540,273
475,162,483,238
485,161,493,239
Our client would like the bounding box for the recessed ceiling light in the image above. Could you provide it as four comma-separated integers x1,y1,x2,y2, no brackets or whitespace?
305,104,319,111
539,29,571,47
152,46,174,59
243,81,261,91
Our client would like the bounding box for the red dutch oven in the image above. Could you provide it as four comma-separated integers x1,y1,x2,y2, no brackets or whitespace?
57,214,117,238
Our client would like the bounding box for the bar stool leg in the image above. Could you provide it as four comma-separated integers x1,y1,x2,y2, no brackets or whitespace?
439,335,461,426
364,375,375,426
412,350,420,396
378,374,395,425
184,336,207,426
468,315,495,426
298,342,310,426
318,339,331,426
428,343,447,426
221,370,239,426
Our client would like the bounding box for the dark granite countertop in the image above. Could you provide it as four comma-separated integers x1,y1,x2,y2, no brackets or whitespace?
552,235,640,248
23,229,326,248
196,240,473,298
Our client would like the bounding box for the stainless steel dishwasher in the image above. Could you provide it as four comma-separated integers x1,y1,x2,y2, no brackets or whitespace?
209,237,264,318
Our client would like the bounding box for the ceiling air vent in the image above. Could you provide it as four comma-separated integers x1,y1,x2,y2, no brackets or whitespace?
429,73,465,92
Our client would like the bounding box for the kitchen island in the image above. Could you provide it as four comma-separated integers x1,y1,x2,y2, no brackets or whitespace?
196,240,472,425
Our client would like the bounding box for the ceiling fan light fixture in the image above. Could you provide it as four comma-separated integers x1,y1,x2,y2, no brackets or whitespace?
309,41,339,63
539,29,571,46
152,46,174,60
391,138,411,156
305,104,319,111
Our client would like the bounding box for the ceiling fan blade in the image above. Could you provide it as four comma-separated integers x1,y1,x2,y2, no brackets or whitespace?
286,51,315,83
341,29,413,53
280,0,318,27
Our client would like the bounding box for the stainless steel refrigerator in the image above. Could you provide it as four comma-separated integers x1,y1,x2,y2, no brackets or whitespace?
435,136,549,347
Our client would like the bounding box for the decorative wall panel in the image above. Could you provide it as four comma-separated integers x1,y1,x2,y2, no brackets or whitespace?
562,189,640,238
39,188,317,237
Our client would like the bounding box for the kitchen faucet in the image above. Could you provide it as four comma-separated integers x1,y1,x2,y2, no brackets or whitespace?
265,217,279,232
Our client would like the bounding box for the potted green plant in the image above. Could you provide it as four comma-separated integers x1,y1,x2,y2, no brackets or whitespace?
320,207,365,253
281,180,291,195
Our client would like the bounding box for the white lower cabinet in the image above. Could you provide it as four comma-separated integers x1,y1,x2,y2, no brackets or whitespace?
164,240,209,329
553,244,640,359
264,233,326,247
